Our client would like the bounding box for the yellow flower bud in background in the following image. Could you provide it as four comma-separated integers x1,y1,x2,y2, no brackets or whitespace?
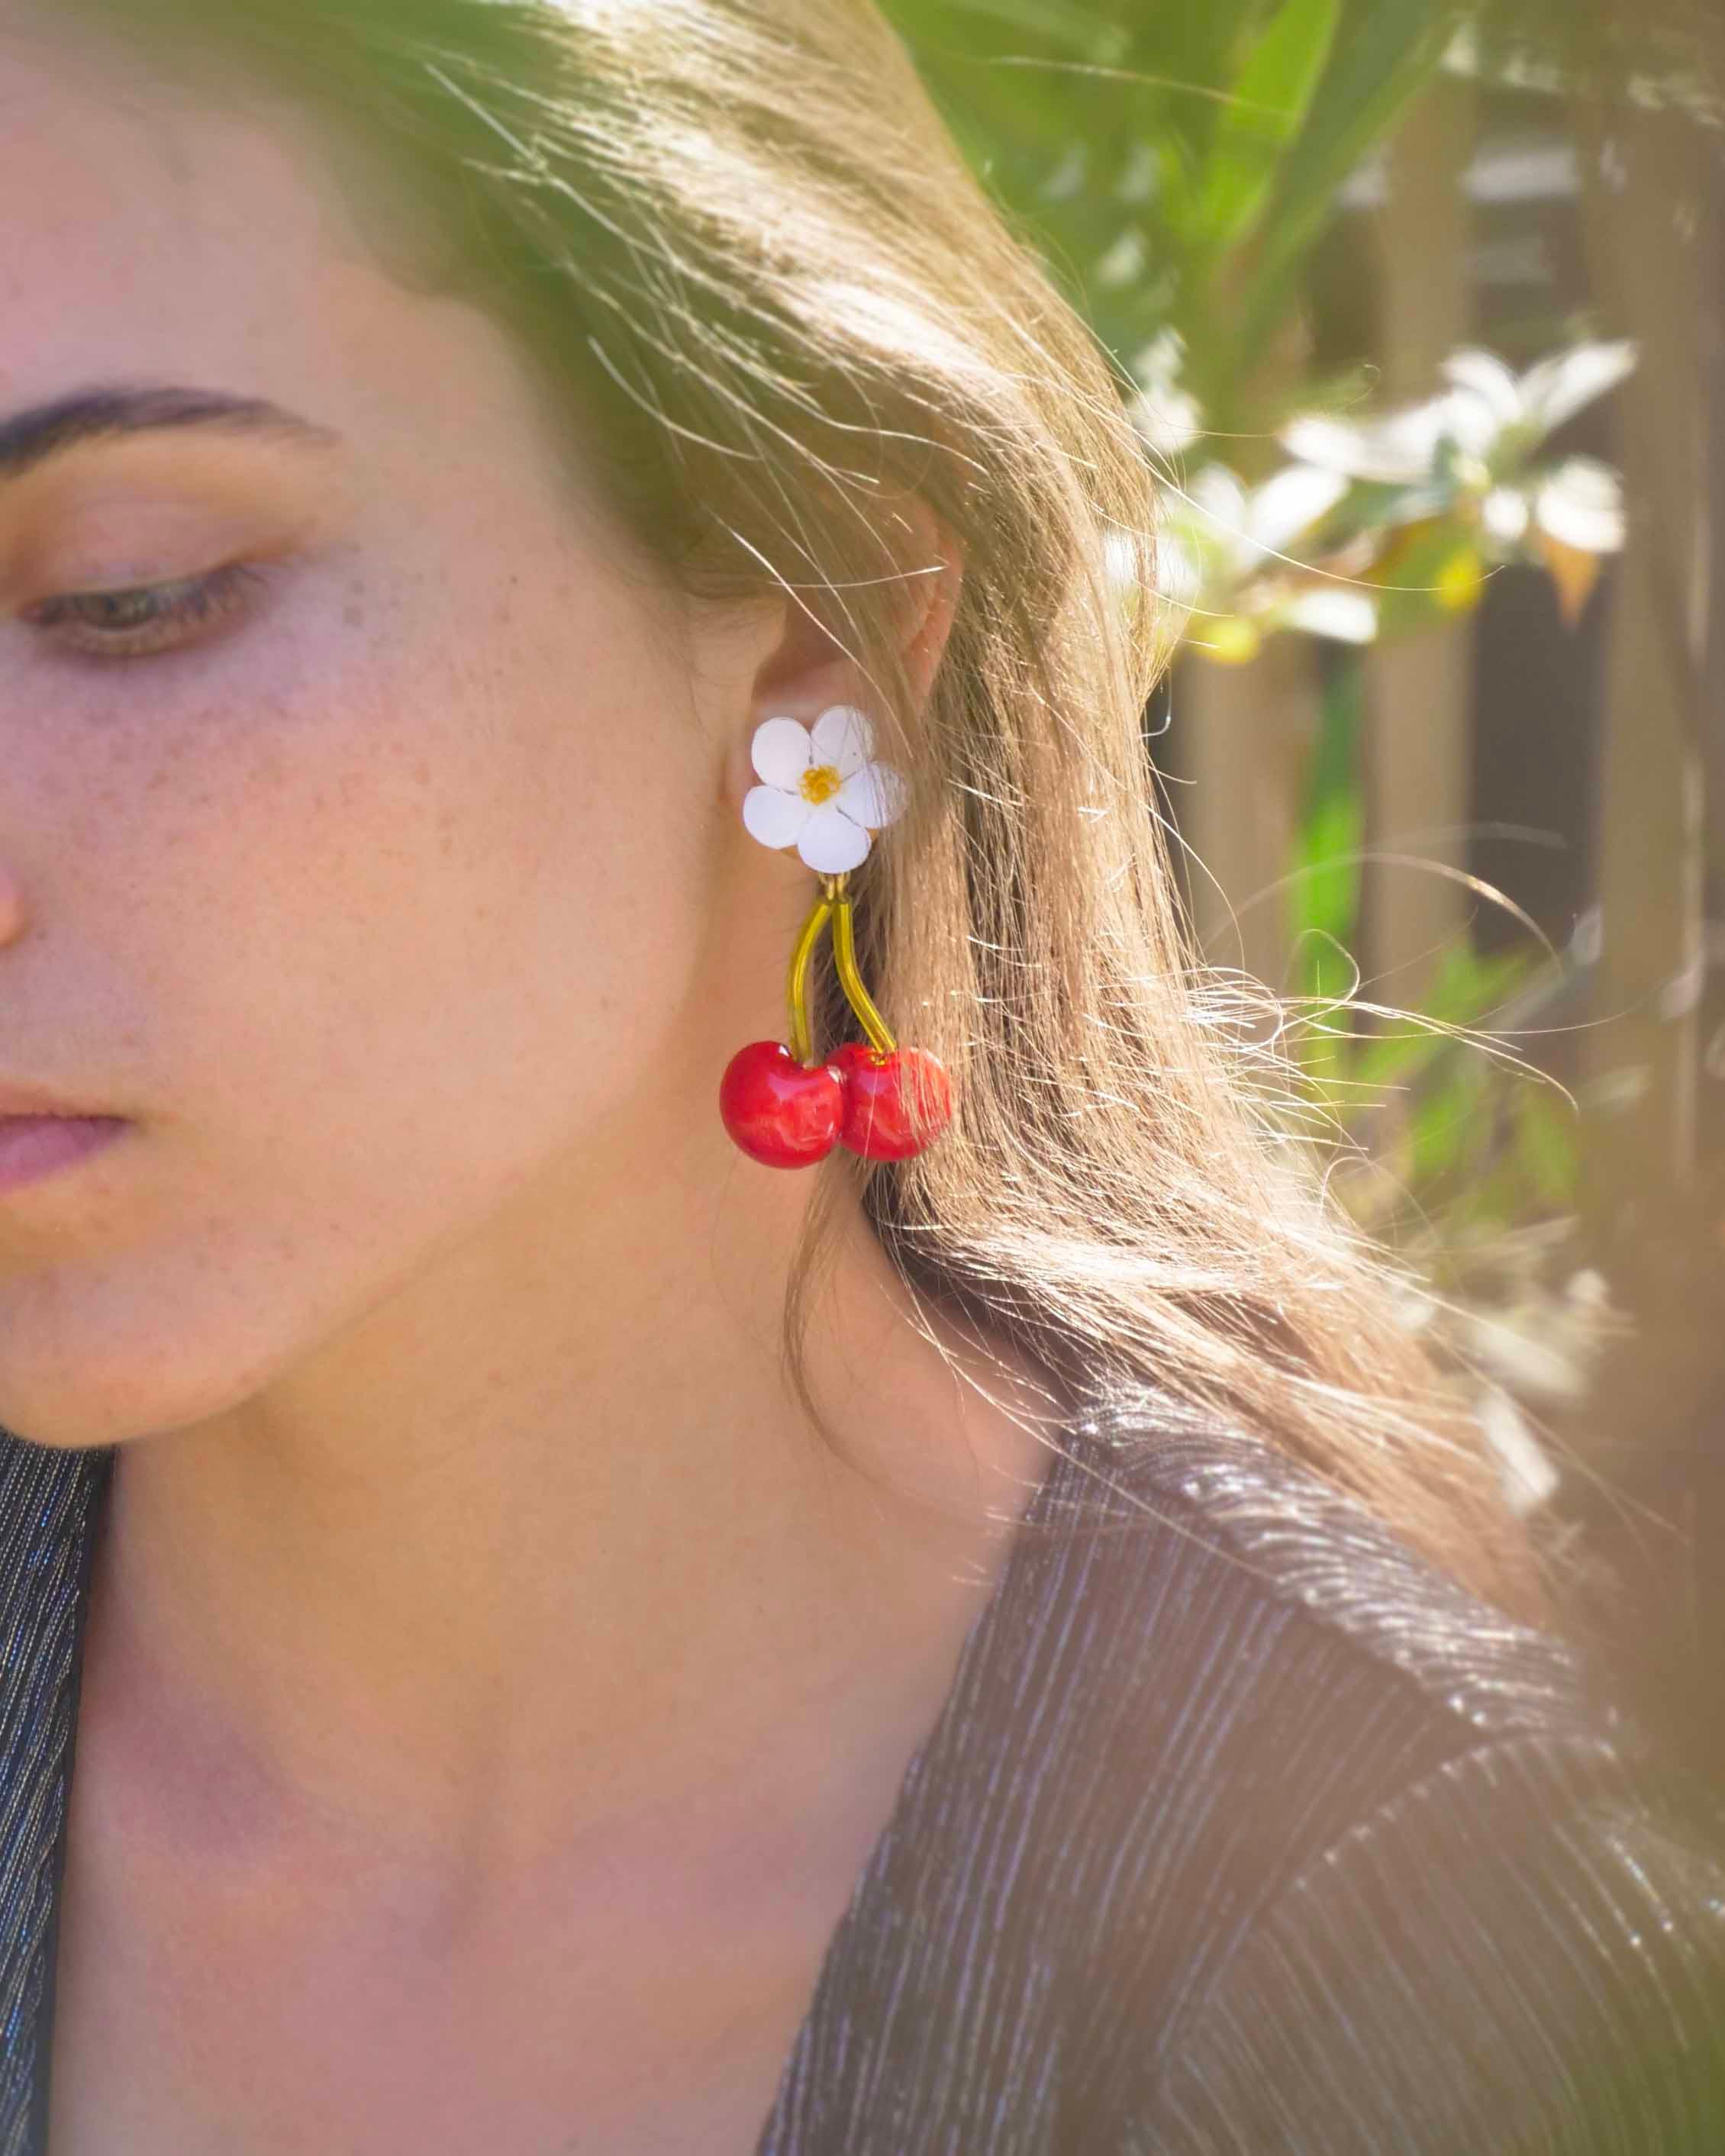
1435,546,1485,614
1197,615,1264,665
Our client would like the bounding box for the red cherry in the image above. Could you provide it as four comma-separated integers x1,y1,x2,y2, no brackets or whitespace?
830,1043,953,1161
719,1041,845,1168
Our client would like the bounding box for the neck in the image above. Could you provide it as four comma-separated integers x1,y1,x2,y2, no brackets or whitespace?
76,1114,1056,1893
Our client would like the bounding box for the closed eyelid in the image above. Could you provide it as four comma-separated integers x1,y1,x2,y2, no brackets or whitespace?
16,453,351,528
0,424,359,571
2,470,354,599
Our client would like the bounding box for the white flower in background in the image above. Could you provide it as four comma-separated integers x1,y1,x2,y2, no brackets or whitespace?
1280,341,1639,489
742,705,908,875
1127,327,1204,459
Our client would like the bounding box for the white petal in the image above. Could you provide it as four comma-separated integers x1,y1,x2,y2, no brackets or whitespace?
1440,347,1524,429
809,704,873,778
837,762,908,831
742,785,809,850
1482,487,1530,546
1247,465,1349,553
1519,340,1637,437
1278,589,1378,643
1533,458,1627,553
750,717,812,789
796,804,872,874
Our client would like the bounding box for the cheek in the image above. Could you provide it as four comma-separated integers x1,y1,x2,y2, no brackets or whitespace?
77,565,702,1155
0,618,717,1449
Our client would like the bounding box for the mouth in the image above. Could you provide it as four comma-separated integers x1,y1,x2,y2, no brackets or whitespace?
0,1114,129,1194
0,1110,125,1121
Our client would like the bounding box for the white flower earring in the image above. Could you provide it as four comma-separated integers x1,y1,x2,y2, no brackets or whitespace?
740,704,910,874
721,704,953,1168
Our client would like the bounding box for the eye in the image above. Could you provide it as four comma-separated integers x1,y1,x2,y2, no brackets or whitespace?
23,562,272,659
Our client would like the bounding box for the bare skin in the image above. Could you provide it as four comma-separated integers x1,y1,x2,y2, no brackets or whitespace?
0,19,1059,2153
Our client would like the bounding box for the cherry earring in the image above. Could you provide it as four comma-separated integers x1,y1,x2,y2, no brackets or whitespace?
719,706,954,1168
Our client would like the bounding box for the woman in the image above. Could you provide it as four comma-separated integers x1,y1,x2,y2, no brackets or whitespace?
0,1,1718,2149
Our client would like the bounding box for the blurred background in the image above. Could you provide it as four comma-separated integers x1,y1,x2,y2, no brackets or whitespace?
880,0,1725,1784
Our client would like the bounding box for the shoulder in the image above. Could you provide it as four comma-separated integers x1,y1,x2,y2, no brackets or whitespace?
979,1389,1615,1909
1124,1719,1725,2152
1018,1394,1725,2149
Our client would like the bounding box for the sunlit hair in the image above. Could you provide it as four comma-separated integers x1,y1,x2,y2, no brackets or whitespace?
60,0,1553,1623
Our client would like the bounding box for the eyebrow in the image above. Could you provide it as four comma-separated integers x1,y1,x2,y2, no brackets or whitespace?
0,385,343,485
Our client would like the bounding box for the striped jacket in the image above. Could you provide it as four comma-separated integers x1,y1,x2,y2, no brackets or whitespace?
1,1403,1723,2153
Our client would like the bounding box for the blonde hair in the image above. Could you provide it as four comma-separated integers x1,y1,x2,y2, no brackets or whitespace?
67,0,1553,1624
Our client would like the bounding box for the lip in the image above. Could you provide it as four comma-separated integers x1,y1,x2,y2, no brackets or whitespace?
0,1084,114,1117
0,1115,128,1196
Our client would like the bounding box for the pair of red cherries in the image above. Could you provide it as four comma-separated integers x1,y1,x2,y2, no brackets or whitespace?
717,875,953,1168
720,1037,953,1167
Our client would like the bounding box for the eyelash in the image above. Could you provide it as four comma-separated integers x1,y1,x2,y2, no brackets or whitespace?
24,562,271,660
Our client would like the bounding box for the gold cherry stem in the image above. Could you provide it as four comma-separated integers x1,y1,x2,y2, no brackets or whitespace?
827,888,897,1056
785,891,833,1066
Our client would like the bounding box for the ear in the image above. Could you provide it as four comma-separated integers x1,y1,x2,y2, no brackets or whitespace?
725,493,964,811
884,490,966,714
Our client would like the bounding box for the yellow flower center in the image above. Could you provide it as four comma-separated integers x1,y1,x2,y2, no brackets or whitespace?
799,763,842,806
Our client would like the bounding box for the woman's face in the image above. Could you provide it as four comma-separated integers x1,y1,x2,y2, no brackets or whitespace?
0,24,802,1445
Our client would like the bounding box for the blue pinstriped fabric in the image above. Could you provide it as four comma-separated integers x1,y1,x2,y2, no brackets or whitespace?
0,1399,1722,2152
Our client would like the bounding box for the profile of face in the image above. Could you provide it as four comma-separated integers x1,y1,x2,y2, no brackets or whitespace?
0,22,845,1450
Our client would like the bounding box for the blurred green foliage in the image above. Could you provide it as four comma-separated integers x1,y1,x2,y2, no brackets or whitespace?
883,0,1449,432
884,0,1614,1253
1285,659,1581,1252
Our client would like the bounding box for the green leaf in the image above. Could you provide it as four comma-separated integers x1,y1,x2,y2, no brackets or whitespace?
1291,788,1363,952
1237,0,1448,356
1513,1085,1579,1209
885,0,1117,56
1285,653,1363,1093
1401,939,1533,1033
1287,650,1363,950
1195,0,1343,250
1408,1063,1484,1188
1347,939,1534,1094
1349,1017,1452,1097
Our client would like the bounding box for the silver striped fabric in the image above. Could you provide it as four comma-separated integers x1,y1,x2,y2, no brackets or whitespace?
0,1435,107,2156
1,1400,1722,2153
753,1397,1725,2151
